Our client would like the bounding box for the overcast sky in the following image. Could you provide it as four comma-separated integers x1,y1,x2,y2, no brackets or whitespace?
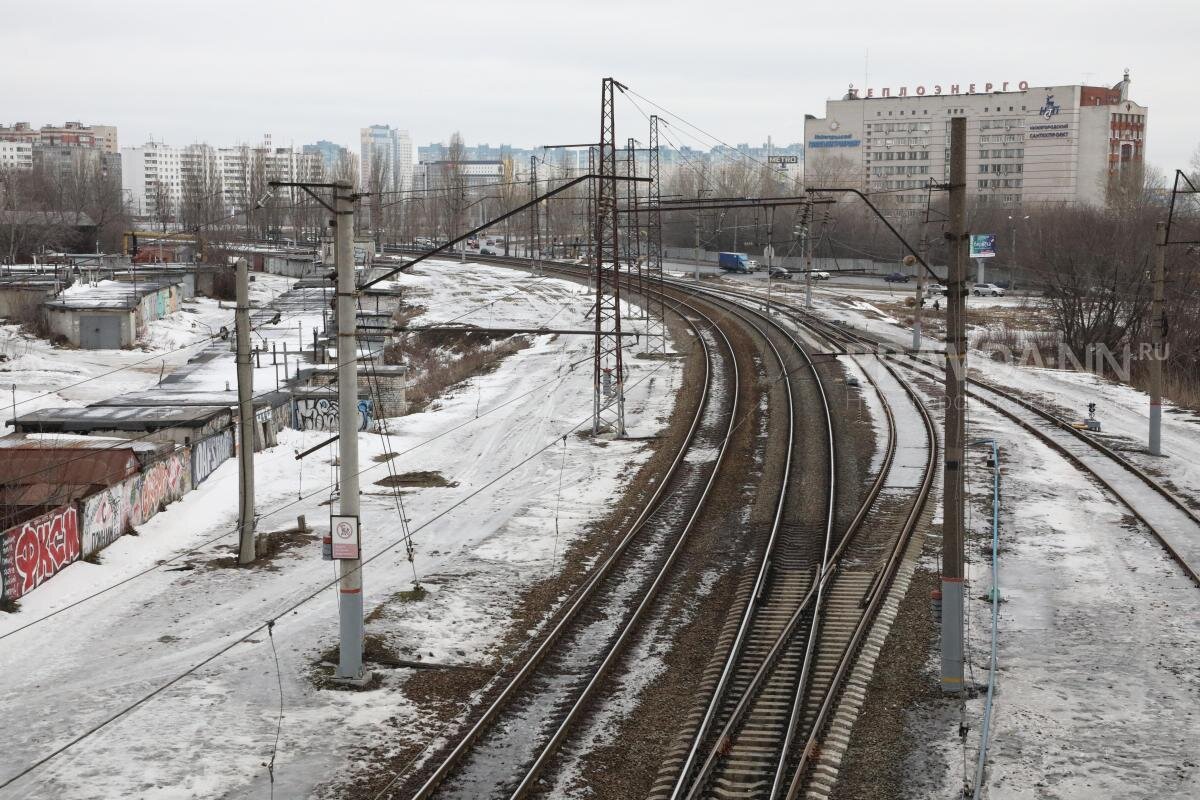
3,0,1196,172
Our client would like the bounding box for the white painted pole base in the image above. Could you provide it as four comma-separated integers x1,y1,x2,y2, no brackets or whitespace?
940,577,964,693
1150,402,1162,456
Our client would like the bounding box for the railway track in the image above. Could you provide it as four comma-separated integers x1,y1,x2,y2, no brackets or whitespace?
391,253,938,799
641,288,838,800
399,283,801,799
649,286,938,800
794,305,1200,587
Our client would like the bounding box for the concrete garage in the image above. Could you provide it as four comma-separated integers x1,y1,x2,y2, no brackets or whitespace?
41,278,181,349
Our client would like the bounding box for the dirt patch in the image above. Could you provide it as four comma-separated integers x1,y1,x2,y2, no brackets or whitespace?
364,586,428,623
373,470,458,489
393,334,533,412
206,527,316,570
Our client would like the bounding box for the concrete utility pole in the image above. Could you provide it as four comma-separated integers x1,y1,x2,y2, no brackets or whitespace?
910,249,923,351
1150,221,1166,456
694,215,701,282
765,207,775,315
803,214,814,309
334,180,365,681
942,116,968,693
235,257,255,565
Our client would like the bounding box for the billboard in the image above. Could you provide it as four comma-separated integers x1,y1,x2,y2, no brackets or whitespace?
969,234,996,259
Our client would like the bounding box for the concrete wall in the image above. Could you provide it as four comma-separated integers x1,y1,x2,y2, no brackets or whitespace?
0,286,57,322
43,306,135,348
190,429,233,486
305,367,407,417
1,445,195,601
1,505,79,602
292,394,374,432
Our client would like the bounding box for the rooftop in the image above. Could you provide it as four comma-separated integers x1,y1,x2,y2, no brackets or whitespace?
43,278,182,310
9,404,230,432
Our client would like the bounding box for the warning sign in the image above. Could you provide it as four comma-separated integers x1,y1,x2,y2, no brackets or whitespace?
330,515,359,559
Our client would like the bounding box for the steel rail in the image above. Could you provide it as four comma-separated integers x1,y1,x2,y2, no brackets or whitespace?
891,351,1200,587
507,281,795,799
411,293,740,799
667,287,903,800
662,294,812,800
768,306,939,797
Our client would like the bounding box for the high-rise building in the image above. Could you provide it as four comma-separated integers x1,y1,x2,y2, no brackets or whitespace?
803,71,1146,215
302,140,350,173
121,136,326,220
0,121,119,178
360,125,413,194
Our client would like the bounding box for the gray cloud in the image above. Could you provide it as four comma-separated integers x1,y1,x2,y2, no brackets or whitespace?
1,0,1195,170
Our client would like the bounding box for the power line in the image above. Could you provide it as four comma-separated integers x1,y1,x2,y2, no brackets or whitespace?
0,340,684,792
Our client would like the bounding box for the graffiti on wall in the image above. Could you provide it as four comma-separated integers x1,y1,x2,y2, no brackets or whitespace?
135,452,188,522
81,476,137,556
191,430,233,486
79,451,190,559
1,506,80,600
293,397,373,432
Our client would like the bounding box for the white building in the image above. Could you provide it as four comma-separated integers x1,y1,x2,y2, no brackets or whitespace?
803,71,1146,215
122,137,325,220
121,141,184,218
0,141,34,171
360,125,413,194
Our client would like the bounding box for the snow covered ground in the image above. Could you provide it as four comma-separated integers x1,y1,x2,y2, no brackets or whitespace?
0,261,681,799
897,379,1200,799
770,279,1200,797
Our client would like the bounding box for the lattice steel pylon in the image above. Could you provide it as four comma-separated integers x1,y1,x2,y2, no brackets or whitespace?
646,114,666,352
625,137,643,309
529,154,540,274
593,77,626,436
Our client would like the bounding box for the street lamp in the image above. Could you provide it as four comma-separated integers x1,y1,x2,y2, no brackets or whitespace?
1007,214,1030,291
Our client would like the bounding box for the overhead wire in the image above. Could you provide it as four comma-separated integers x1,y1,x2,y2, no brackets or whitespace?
0,323,688,792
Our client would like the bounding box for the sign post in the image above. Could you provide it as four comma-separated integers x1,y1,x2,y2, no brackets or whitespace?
330,515,360,560
969,234,995,284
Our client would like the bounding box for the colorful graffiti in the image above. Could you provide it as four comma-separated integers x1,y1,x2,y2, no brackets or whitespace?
78,451,190,559
135,452,189,523
1,506,80,600
191,430,233,486
293,397,373,432
81,477,136,556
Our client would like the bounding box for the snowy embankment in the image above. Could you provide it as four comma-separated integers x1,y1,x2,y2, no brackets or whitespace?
789,281,1200,797
0,262,681,800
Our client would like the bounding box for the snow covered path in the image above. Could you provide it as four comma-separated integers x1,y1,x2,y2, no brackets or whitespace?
0,262,681,800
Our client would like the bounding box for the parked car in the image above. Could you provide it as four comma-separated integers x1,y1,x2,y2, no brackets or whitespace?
884,272,910,283
927,284,949,296
972,283,1006,297
811,270,831,280
768,266,790,279
480,247,497,255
